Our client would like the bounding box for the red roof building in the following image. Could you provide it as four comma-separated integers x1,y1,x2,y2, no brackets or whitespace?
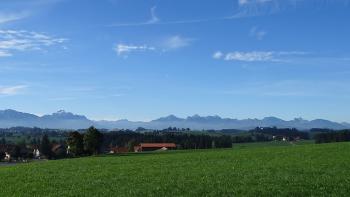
134,143,176,152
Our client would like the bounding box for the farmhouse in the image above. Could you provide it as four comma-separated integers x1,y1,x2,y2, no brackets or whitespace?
0,144,17,161
33,145,40,159
134,143,176,152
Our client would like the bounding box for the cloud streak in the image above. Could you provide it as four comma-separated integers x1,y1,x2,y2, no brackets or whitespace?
115,35,192,57
115,44,156,56
213,51,307,62
0,30,67,57
250,26,267,40
0,12,29,24
0,85,27,95
162,35,193,50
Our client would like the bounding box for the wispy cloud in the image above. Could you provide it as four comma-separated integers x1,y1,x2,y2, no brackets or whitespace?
0,0,65,24
213,51,307,62
250,26,267,40
0,50,12,57
234,0,350,18
0,12,29,24
162,35,192,50
148,6,159,24
0,30,67,57
110,5,228,27
114,44,156,56
0,85,27,95
213,51,224,59
115,35,192,57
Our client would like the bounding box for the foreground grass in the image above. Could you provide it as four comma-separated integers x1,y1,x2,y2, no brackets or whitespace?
1,142,350,196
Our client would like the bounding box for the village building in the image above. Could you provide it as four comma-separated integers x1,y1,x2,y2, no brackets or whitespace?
0,144,16,161
134,143,176,152
32,145,41,159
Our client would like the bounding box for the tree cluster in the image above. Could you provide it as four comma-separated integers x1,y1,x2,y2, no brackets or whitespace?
66,126,103,156
314,130,350,144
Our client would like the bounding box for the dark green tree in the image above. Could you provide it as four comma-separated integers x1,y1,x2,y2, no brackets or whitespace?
127,139,137,152
0,137,6,145
0,151,5,161
40,134,52,159
83,127,103,155
67,131,84,156
10,145,21,160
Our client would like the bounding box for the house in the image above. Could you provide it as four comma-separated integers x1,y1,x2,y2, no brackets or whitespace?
0,144,16,161
134,143,176,152
4,152,11,161
66,145,71,155
273,135,288,142
32,145,40,159
109,147,129,154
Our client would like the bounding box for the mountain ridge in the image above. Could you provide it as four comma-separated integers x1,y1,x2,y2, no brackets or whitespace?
0,109,349,130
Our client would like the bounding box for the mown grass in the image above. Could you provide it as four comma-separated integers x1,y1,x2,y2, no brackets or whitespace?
0,142,350,196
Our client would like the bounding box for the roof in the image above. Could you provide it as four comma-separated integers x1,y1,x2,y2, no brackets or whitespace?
51,144,63,152
140,143,176,148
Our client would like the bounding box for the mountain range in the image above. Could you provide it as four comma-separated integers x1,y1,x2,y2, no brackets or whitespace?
0,109,349,130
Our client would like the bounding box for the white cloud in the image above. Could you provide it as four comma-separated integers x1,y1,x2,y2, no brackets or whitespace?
115,35,192,57
250,26,267,40
225,51,274,62
0,50,12,57
213,51,224,59
0,30,67,57
0,12,28,24
238,0,249,6
115,44,155,56
214,51,307,62
238,0,274,6
162,35,192,50
0,85,27,95
148,6,159,24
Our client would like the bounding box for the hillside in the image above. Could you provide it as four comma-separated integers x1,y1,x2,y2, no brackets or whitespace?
0,142,350,196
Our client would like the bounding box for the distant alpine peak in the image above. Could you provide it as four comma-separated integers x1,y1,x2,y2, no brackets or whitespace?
155,114,182,121
53,110,74,115
263,116,283,121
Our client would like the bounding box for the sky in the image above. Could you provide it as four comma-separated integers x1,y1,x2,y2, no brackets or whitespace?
0,0,350,122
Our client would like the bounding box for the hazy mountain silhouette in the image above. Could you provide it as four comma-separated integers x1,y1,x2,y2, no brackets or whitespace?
0,109,348,130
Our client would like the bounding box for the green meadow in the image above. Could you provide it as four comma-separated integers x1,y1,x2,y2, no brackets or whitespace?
1,142,350,196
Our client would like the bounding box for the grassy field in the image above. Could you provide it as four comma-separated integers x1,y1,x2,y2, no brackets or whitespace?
0,142,350,196
232,140,315,149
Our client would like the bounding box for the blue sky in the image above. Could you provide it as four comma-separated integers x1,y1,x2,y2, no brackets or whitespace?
0,0,350,122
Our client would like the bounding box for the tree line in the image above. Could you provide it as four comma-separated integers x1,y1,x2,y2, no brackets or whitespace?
313,130,350,144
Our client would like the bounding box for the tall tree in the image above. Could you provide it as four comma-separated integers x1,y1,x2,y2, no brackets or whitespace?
0,137,6,145
40,134,52,159
0,151,5,161
67,131,84,156
83,126,103,155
